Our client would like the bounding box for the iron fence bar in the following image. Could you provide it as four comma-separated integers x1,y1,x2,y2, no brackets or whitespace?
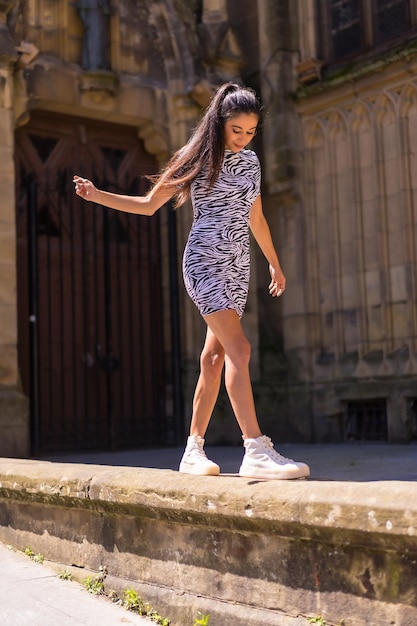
102,207,115,448
27,175,40,454
126,210,135,435
68,172,79,445
44,174,53,437
57,177,66,436
92,196,102,444
167,202,184,445
80,177,89,441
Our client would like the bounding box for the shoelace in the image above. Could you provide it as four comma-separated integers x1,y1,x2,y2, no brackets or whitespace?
262,436,295,464
188,438,209,461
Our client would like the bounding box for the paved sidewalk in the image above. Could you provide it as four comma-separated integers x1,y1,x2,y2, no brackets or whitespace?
0,542,152,626
42,442,417,482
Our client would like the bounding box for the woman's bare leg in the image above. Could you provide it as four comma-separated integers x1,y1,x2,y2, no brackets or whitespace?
180,308,309,479
203,309,262,439
189,326,225,437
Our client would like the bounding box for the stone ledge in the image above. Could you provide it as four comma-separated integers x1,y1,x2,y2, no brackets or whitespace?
0,459,416,625
0,458,415,537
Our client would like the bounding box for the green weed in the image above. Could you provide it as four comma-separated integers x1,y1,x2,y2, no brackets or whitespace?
24,546,44,564
81,574,104,595
193,614,210,625
33,553,44,564
122,588,170,624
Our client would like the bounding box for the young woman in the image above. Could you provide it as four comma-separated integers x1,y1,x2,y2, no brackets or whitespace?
74,82,310,480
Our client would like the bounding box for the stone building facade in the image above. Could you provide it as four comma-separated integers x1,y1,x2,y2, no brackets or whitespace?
0,0,416,456
290,0,417,443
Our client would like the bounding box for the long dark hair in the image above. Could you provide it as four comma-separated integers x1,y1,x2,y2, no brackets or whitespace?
151,82,262,207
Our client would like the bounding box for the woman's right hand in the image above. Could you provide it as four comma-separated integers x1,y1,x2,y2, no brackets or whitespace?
73,175,98,202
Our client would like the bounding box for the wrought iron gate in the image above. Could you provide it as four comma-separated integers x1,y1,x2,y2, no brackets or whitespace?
15,113,171,453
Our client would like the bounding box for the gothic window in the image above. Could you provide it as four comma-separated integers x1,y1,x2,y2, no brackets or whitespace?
317,0,416,63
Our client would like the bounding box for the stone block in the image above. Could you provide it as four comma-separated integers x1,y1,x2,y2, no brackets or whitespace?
0,262,16,299
0,387,29,457
283,313,308,350
365,269,381,306
119,83,159,125
390,264,407,302
25,63,78,110
0,108,13,146
360,198,377,236
0,343,18,385
356,129,375,167
340,242,358,276
319,282,336,312
341,308,359,346
341,275,360,308
284,283,307,315
358,166,377,201
339,208,355,243
0,304,17,343
391,301,411,344
1,461,416,625
388,228,407,266
383,159,401,196
368,304,383,343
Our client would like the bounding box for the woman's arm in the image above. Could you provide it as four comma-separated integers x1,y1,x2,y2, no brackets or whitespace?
249,195,286,297
73,176,174,216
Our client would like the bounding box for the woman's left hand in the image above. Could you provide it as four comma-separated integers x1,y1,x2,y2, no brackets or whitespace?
269,264,286,297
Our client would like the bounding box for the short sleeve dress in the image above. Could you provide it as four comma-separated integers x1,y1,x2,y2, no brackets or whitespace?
182,148,261,318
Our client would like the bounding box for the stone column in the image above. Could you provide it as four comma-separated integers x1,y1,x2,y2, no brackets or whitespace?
0,0,29,457
256,1,313,439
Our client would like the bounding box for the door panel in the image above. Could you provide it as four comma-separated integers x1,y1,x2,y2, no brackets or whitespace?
16,114,166,452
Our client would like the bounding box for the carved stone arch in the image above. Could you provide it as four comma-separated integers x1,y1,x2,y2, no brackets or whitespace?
303,117,325,148
374,92,397,125
326,110,348,141
399,83,417,118
350,101,372,132
146,0,198,94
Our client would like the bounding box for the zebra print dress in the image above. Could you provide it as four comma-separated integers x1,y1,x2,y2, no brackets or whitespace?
182,148,261,318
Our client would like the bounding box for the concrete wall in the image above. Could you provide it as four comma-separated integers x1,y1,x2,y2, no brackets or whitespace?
0,458,416,625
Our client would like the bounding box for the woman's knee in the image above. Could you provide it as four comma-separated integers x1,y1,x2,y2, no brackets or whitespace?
226,336,251,369
200,346,225,377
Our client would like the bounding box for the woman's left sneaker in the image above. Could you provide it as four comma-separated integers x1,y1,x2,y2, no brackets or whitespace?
239,435,310,479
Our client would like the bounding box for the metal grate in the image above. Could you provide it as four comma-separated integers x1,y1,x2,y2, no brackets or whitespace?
345,399,388,441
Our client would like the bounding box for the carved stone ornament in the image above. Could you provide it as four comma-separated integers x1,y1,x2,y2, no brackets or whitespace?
296,58,324,84
79,70,118,105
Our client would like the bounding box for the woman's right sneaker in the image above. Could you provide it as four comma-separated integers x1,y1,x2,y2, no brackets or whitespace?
179,435,220,476
239,435,310,480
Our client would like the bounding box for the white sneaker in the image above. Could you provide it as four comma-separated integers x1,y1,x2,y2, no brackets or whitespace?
239,435,310,480
179,435,220,476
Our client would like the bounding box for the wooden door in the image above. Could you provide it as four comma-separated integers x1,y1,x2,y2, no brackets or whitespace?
15,113,167,452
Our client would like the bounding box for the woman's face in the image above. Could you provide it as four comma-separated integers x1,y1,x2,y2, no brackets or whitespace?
224,112,259,153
